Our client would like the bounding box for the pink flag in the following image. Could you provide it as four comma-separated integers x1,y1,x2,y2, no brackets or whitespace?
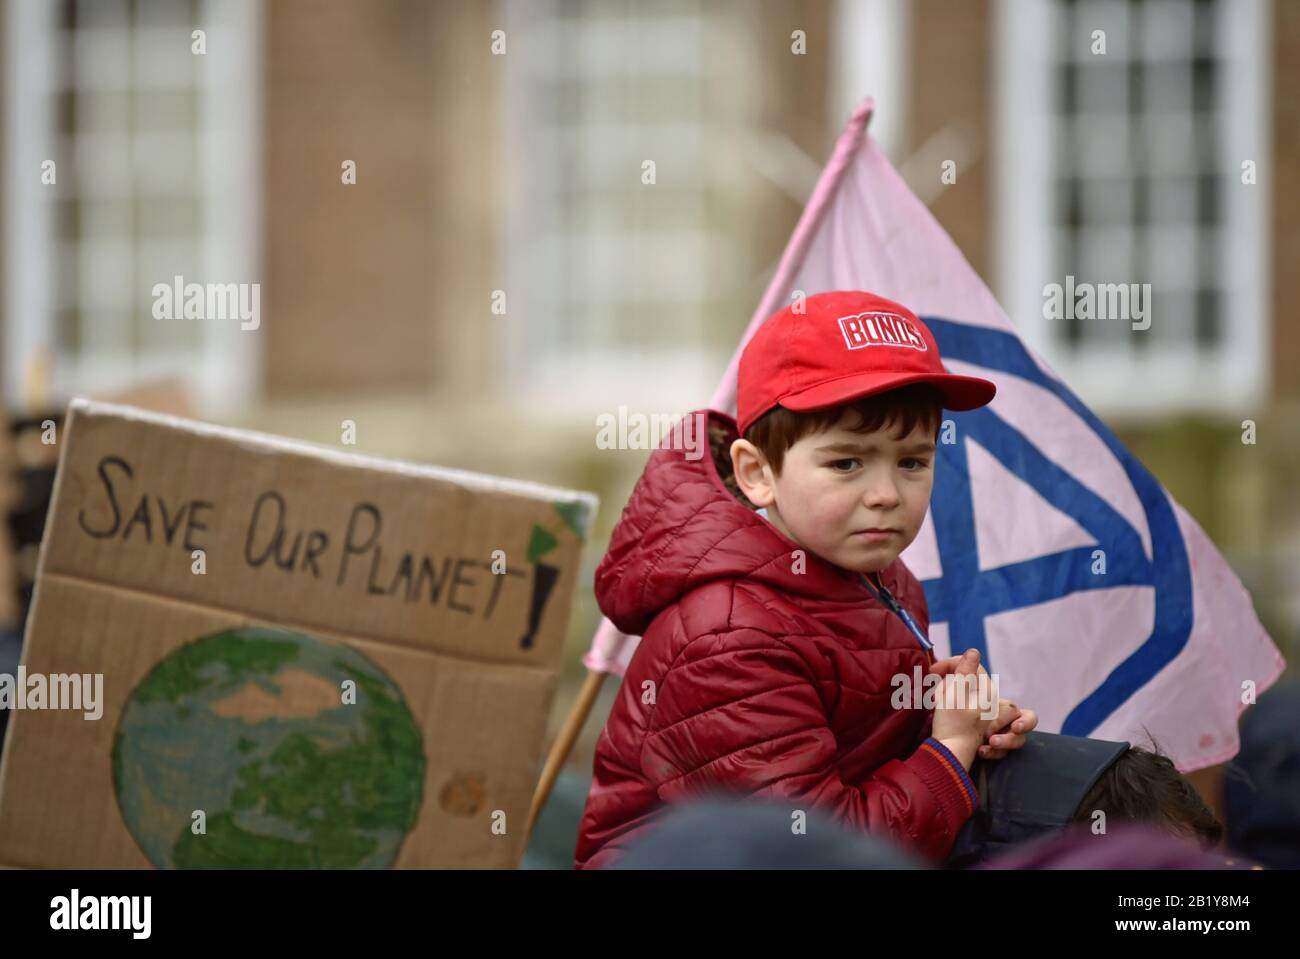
583,97,1284,772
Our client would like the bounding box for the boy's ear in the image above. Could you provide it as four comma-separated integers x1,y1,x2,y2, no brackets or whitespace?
730,438,776,508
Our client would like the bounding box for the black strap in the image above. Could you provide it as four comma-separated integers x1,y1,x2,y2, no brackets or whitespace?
861,572,899,613
861,572,933,652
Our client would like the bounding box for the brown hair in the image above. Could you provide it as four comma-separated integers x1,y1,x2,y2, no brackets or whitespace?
1072,746,1224,847
743,384,945,477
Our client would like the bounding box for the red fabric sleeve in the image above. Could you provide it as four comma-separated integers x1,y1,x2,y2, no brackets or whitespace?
642,630,977,863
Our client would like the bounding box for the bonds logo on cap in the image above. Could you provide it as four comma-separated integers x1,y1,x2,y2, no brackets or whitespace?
838,311,929,353
734,289,997,437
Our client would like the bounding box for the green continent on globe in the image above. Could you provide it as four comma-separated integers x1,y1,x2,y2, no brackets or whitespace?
112,627,425,869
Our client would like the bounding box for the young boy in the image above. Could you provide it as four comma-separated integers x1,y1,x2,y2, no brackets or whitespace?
575,290,1038,869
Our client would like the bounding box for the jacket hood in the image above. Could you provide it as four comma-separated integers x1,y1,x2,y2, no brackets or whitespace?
594,408,908,636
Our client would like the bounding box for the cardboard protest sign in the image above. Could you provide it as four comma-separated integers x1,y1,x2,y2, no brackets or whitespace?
0,400,597,868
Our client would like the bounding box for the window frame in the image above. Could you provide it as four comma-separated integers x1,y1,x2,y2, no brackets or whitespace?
2,0,262,416
991,0,1271,416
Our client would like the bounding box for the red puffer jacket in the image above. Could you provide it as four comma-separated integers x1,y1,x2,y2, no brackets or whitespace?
574,409,979,869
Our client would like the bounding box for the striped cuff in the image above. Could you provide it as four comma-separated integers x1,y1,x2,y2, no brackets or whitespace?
919,737,979,815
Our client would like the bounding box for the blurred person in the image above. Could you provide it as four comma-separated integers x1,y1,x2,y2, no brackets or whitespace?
1075,743,1222,844
1223,682,1300,869
609,797,927,870
945,732,1223,868
576,291,1038,869
979,822,1253,871
0,625,20,756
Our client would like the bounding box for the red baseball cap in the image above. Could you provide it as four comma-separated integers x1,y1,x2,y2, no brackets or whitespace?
736,290,997,436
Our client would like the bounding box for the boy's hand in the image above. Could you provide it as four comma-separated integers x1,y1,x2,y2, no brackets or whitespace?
927,649,1000,769
928,649,991,678
929,649,1038,761
978,700,1039,760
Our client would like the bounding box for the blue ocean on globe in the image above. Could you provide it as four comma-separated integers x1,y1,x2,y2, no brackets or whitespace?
112,626,425,868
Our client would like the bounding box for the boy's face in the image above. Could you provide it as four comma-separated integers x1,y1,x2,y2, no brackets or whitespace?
731,408,936,574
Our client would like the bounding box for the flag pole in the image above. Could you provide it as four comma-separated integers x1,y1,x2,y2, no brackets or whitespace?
524,96,878,846
524,616,633,842
526,668,607,840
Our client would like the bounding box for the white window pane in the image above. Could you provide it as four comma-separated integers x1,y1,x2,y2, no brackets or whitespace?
131,131,199,195
137,238,202,290
1079,225,1135,282
1147,290,1194,343
1149,176,1196,224
54,242,83,312
137,240,205,355
137,196,202,240
75,131,132,195
1051,114,1080,177
1070,0,1131,60
76,0,129,28
1081,176,1133,224
1140,113,1197,174
74,90,131,134
73,28,131,91
137,302,202,351
133,88,197,132
1143,61,1192,112
571,17,703,77
135,0,198,25
1147,225,1197,289
1078,62,1127,112
132,26,199,89
78,238,133,311
567,122,704,190
1198,228,1224,277
78,197,132,239
1076,114,1131,177
1140,0,1197,61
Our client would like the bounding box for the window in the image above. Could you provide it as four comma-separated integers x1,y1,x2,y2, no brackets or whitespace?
500,0,742,415
3,0,260,415
993,0,1269,414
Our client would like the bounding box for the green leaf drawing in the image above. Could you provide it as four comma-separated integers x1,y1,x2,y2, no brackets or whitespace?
554,499,591,542
526,523,560,564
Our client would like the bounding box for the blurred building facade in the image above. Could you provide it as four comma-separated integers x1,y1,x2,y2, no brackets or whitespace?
1,0,1295,776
